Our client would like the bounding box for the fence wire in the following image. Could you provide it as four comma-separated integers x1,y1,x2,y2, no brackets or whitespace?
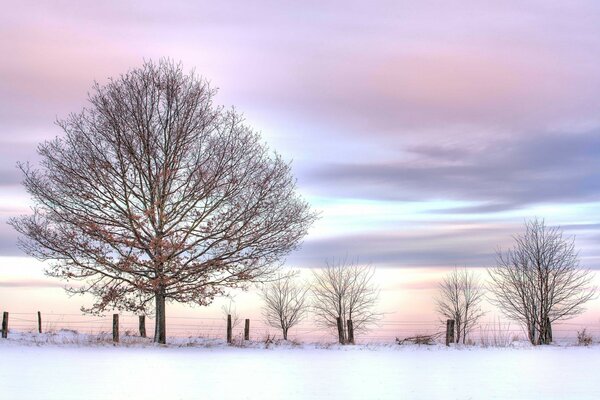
4,311,600,344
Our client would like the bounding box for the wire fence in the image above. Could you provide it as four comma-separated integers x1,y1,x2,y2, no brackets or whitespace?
5,311,600,344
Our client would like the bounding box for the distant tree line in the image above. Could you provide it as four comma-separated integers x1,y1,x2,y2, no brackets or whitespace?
259,218,596,347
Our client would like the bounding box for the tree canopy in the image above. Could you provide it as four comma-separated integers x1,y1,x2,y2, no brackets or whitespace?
10,60,317,343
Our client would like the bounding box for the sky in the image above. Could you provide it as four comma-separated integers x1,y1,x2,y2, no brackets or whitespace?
1,1,600,332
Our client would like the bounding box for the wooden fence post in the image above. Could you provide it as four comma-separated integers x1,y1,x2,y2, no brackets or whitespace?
244,319,250,341
112,314,119,343
139,315,146,338
336,316,345,344
226,314,232,344
37,311,42,334
445,319,455,346
347,319,355,344
1,312,8,339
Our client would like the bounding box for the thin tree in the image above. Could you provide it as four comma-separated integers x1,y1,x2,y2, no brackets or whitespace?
312,258,380,343
9,60,317,344
488,218,596,345
435,267,485,344
260,272,309,340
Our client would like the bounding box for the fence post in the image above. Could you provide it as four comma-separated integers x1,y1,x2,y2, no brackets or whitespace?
336,316,345,344
445,319,455,346
37,311,42,334
244,318,250,341
226,314,232,344
139,315,146,338
112,314,119,343
347,319,355,344
1,312,8,339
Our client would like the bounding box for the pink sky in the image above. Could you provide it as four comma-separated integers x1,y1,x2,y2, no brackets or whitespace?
1,1,600,338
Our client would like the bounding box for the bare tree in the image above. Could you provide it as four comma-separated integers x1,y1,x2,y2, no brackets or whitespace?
260,272,309,340
488,218,596,345
435,267,485,344
311,258,380,343
9,60,317,344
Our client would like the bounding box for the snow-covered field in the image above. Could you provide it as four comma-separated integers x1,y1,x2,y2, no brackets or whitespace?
1,331,599,400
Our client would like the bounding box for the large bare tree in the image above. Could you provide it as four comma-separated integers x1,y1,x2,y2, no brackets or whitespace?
312,258,380,343
435,267,485,344
260,272,309,340
9,60,317,343
488,218,596,345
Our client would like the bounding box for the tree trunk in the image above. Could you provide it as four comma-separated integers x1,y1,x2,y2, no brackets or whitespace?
226,314,232,344
336,317,345,344
283,327,288,341
527,319,536,345
1,312,8,339
445,319,455,346
112,314,119,343
154,289,166,344
347,319,355,344
537,312,550,345
139,315,146,338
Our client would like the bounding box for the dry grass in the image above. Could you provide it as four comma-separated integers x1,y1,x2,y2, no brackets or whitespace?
396,333,439,346
478,320,519,348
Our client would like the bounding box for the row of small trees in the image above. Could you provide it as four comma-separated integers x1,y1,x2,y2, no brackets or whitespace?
260,259,379,342
435,218,596,346
259,218,596,346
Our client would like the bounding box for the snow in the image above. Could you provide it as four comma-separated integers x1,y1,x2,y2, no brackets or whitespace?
1,332,599,400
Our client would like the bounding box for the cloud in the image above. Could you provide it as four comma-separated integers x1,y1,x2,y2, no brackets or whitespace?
0,138,44,189
289,216,600,270
383,280,440,292
306,131,600,210
0,279,65,288
0,221,23,256
288,222,518,268
4,1,600,139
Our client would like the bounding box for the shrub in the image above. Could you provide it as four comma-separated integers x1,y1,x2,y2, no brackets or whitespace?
577,329,593,346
